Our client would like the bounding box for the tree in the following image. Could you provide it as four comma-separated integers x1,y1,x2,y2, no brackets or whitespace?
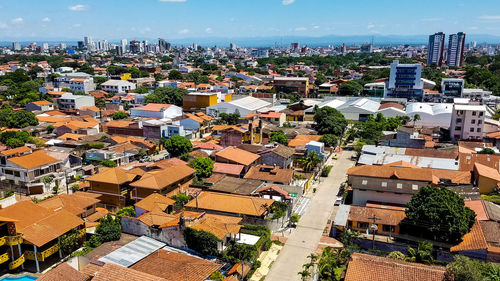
101,160,117,167
401,185,476,243
270,131,288,145
168,70,183,80
338,80,363,96
189,157,214,178
145,87,186,106
313,107,348,135
162,136,193,157
387,251,406,261
171,193,190,207
406,241,434,264
6,138,24,148
447,255,485,281
290,214,300,225
298,151,322,172
208,271,224,281
96,214,121,242
339,229,360,250
116,206,136,217
412,114,421,127
58,230,82,256
183,228,220,256
320,134,338,148
79,63,94,75
112,111,129,120
478,148,495,154
218,112,240,125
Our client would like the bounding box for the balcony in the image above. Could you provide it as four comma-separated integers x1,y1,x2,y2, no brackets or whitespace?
8,254,24,270
0,251,9,265
0,236,5,247
5,234,23,246
25,243,60,262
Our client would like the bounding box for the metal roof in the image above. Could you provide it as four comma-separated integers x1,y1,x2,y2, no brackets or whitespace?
98,236,166,268
333,204,351,226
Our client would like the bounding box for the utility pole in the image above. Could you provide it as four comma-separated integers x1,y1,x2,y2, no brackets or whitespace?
368,214,381,249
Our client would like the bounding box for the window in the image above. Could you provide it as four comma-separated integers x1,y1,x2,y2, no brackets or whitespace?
477,128,481,133
455,126,461,131
362,180,368,185
479,112,484,117
382,225,395,232
472,111,477,116
381,182,387,187
456,118,462,123
478,120,482,125
471,119,475,124
470,128,474,132
412,184,419,191
357,222,369,229
397,183,403,189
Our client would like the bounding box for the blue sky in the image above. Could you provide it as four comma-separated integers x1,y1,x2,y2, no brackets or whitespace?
1,0,500,40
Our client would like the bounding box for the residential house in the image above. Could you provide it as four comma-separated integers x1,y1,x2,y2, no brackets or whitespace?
130,103,182,119
179,112,213,138
130,165,196,200
334,205,405,237
259,111,286,127
473,163,500,194
86,167,142,208
79,106,101,119
183,92,217,110
215,147,260,174
142,119,169,139
344,253,449,281
85,149,130,167
208,176,264,195
305,141,328,158
105,120,144,137
244,165,294,185
101,80,136,94
0,201,86,272
37,192,101,219
347,164,471,206
134,193,175,217
0,150,64,194
25,100,54,112
258,144,295,169
69,77,96,94
185,191,275,224
56,93,95,110
206,96,270,117
212,162,245,178
273,77,309,98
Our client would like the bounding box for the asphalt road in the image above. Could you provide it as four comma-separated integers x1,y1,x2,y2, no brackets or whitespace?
265,151,356,281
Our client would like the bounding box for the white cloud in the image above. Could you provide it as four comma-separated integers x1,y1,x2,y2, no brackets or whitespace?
479,15,500,20
367,23,375,29
295,27,306,31
73,23,81,28
159,0,187,2
11,18,23,24
42,17,51,22
313,25,320,29
282,0,295,5
68,4,88,11
178,28,189,34
205,27,213,33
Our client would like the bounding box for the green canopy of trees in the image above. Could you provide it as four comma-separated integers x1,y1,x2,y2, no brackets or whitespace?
112,111,129,120
162,136,193,157
270,131,288,145
96,214,121,242
401,185,476,243
183,228,220,256
217,112,240,125
447,255,500,281
313,107,348,135
0,130,30,147
320,134,338,148
144,87,187,107
189,157,214,178
338,80,363,96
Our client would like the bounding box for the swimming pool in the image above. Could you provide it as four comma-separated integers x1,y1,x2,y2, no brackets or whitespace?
0,276,37,281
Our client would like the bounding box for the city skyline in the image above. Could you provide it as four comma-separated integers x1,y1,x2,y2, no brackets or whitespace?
1,0,500,41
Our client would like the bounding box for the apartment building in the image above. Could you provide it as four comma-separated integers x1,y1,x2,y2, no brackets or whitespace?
56,93,95,110
101,80,137,94
273,76,309,98
450,103,486,141
385,60,423,100
69,77,96,94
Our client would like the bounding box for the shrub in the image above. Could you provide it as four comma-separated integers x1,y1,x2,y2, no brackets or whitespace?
96,214,121,242
183,228,220,256
321,165,333,177
89,142,105,149
101,160,117,167
116,206,136,217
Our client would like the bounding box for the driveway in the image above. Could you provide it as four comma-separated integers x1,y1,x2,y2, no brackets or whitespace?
265,151,356,281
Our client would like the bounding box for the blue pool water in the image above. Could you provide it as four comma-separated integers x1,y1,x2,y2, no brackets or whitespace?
0,276,37,281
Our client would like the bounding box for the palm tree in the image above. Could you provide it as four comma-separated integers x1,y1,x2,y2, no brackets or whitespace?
412,114,421,127
299,151,321,172
298,269,311,281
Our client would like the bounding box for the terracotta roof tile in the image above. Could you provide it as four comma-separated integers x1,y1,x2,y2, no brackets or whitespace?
8,150,60,170
0,146,31,156
130,249,220,281
134,193,175,212
215,147,260,166
348,206,406,226
38,193,100,216
38,262,88,281
213,162,244,176
87,167,139,185
92,263,166,281
185,191,274,217
189,213,242,240
288,135,322,147
133,103,172,112
131,165,195,190
451,221,488,252
345,253,449,281
465,200,489,221
474,162,500,181
244,165,294,184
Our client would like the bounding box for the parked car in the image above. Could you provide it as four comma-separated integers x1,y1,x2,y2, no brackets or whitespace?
334,196,343,206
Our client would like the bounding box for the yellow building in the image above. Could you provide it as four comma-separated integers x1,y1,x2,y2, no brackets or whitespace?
183,92,218,110
121,73,132,80
474,162,500,194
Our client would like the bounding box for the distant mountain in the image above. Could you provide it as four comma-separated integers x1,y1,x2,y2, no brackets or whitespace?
1,34,499,48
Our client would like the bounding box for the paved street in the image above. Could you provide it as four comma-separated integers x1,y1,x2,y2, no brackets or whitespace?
265,151,356,281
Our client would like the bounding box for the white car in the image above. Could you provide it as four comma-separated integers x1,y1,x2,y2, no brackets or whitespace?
334,197,343,206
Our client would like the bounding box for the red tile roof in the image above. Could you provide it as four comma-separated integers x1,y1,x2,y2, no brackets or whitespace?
213,162,244,176
451,220,488,252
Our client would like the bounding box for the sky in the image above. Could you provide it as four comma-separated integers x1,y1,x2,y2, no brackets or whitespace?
1,0,500,41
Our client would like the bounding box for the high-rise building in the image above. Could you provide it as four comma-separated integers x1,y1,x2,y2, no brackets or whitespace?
77,41,84,49
115,46,123,56
447,32,466,67
121,39,127,53
158,38,171,52
427,32,445,66
193,43,198,51
59,43,67,50
341,43,347,53
230,43,237,51
129,40,141,53
12,42,21,51
291,42,299,51
441,78,464,98
42,43,49,52
83,36,92,46
385,60,423,100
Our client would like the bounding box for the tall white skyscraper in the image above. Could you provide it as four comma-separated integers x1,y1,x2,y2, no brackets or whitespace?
427,32,445,66
121,39,127,53
447,32,466,67
84,36,92,46
12,42,21,51
59,43,67,49
42,43,49,52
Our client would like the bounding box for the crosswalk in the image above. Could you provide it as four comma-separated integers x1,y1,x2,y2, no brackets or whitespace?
293,197,311,216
